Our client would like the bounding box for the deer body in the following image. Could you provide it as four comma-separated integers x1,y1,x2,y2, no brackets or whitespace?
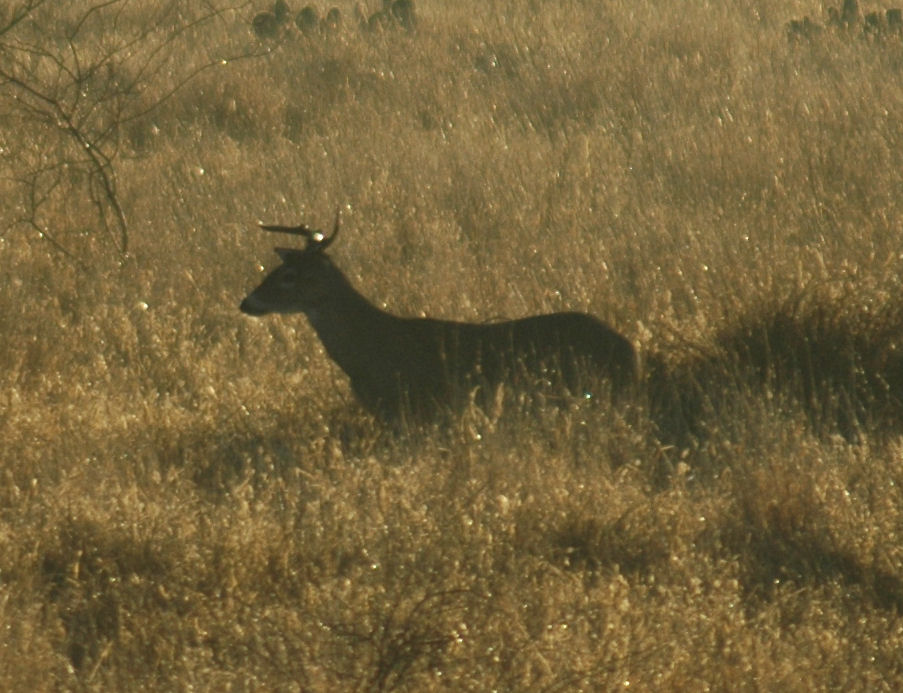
240,216,635,423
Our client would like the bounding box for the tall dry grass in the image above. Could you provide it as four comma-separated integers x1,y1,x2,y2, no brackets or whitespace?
2,0,903,689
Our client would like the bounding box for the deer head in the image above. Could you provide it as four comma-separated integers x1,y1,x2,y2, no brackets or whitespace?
239,210,343,316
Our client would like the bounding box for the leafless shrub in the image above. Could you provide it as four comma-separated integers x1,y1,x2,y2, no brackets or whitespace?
0,0,257,264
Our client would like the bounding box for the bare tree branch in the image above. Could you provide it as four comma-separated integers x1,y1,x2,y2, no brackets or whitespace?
0,0,259,265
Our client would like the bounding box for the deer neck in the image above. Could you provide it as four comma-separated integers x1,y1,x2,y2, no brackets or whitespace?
303,273,396,378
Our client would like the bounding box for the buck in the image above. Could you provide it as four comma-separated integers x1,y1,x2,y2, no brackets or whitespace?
240,212,636,423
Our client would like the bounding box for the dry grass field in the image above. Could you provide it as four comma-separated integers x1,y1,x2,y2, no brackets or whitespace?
3,0,903,689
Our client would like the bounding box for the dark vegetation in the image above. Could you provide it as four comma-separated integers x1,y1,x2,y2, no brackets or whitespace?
251,0,415,40
787,0,903,41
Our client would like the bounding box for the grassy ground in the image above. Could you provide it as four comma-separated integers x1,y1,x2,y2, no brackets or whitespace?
3,0,903,689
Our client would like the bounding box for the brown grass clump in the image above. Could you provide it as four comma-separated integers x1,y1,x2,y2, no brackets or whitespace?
2,0,903,690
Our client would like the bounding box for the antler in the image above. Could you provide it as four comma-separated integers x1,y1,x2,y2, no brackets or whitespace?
259,207,341,250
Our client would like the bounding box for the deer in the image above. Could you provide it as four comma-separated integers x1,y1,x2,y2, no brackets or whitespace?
239,211,636,424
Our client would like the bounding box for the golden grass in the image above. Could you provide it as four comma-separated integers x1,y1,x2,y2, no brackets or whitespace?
3,0,903,689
